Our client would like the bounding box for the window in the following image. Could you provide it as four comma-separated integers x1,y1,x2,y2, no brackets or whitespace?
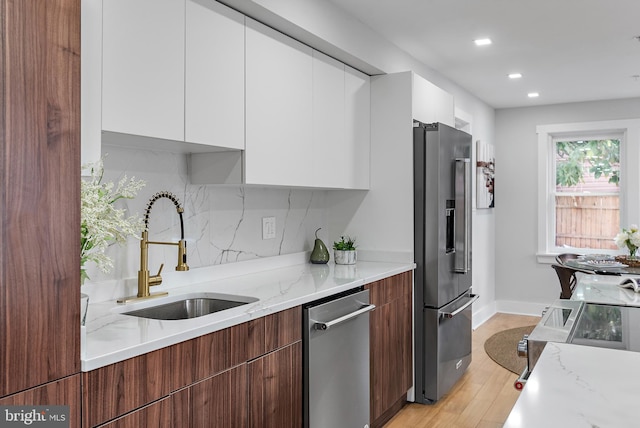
554,137,621,250
537,119,640,263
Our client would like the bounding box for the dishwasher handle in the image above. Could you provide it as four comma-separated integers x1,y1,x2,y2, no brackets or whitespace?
313,304,376,331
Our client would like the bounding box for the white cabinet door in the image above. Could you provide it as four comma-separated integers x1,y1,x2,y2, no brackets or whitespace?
102,0,185,141
312,51,345,188
81,0,102,169
412,73,454,127
185,0,244,149
245,18,313,187
345,66,370,189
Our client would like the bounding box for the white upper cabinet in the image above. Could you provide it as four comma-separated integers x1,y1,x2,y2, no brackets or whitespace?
102,3,371,189
102,0,185,141
312,51,346,188
245,18,314,187
81,0,102,169
244,25,370,189
312,54,370,189
345,66,371,189
412,73,455,127
185,0,245,149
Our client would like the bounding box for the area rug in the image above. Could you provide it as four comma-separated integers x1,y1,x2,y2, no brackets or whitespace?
483,325,536,375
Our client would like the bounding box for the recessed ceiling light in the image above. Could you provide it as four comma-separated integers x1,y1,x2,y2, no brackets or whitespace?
508,73,523,79
528,92,540,98
474,38,492,46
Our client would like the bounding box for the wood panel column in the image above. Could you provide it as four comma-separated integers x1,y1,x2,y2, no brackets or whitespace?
1,0,81,397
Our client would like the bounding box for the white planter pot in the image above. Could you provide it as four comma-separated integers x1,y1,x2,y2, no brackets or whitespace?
334,250,357,265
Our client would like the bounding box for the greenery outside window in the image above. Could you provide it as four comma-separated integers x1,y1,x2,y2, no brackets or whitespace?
537,119,640,263
554,138,620,251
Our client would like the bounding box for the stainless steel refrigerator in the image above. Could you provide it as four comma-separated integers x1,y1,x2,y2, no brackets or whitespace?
413,121,479,404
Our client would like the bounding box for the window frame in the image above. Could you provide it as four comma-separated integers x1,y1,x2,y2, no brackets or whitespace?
537,119,640,263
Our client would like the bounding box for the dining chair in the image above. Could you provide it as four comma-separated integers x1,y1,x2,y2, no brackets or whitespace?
551,264,579,299
555,253,582,265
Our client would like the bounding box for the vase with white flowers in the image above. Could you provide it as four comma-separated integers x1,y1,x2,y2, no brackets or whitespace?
81,158,145,291
614,225,640,259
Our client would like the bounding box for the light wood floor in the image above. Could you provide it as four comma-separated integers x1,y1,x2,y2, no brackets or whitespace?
385,313,541,428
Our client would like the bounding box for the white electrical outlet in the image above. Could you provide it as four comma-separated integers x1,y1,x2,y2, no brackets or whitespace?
262,216,276,240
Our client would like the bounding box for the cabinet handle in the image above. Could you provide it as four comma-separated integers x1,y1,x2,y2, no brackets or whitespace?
313,304,376,331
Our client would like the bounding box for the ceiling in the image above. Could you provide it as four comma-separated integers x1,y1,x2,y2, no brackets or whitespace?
327,0,640,109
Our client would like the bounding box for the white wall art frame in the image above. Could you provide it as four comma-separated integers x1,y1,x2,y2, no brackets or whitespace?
476,140,495,209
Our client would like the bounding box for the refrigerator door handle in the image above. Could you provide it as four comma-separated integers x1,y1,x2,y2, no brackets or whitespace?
441,294,479,319
454,158,471,273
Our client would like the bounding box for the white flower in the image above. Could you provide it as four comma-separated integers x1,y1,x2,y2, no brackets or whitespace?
614,232,627,248
81,158,145,283
614,225,640,256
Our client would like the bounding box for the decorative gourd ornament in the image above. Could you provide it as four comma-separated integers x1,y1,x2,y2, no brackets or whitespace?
310,228,330,264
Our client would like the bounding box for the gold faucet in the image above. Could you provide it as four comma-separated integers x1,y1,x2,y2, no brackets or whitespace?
118,191,189,303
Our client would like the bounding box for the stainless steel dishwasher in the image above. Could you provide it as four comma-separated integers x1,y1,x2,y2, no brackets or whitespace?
303,287,375,428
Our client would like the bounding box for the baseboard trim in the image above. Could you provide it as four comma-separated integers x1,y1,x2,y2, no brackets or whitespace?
495,300,548,317
472,302,496,329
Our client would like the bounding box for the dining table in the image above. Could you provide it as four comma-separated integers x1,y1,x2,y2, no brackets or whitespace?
562,256,640,276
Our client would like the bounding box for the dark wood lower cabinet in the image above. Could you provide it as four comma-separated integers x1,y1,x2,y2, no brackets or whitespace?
367,271,413,428
83,307,302,428
248,341,302,428
82,346,173,427
0,375,81,427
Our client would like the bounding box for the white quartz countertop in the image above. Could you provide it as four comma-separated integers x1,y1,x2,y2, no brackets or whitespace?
82,254,415,371
504,342,640,428
573,273,640,306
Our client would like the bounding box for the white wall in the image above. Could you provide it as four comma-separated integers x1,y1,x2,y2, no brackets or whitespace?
495,97,640,314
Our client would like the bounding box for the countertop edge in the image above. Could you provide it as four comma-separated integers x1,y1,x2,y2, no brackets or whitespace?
81,261,415,371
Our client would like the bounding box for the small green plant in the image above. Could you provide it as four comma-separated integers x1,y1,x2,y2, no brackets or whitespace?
333,236,357,251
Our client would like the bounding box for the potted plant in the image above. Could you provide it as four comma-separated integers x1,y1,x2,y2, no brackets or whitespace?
333,236,357,265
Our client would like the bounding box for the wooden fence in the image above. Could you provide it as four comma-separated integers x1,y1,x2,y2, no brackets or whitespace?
555,195,619,250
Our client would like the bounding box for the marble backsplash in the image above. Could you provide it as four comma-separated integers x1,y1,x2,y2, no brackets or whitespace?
83,145,327,287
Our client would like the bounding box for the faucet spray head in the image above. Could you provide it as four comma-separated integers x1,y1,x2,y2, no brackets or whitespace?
176,239,189,271
144,191,189,271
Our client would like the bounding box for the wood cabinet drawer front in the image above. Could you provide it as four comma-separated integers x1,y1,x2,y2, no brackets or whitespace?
231,318,265,364
83,348,172,427
265,306,302,353
248,341,302,428
96,397,172,428
367,271,412,306
190,365,247,428
169,328,231,391
0,375,81,426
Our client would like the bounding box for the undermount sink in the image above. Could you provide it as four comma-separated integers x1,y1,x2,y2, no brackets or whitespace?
122,296,254,320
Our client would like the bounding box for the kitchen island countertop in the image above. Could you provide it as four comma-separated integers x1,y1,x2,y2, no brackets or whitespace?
505,273,640,426
82,252,415,371
505,342,640,428
573,273,640,306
